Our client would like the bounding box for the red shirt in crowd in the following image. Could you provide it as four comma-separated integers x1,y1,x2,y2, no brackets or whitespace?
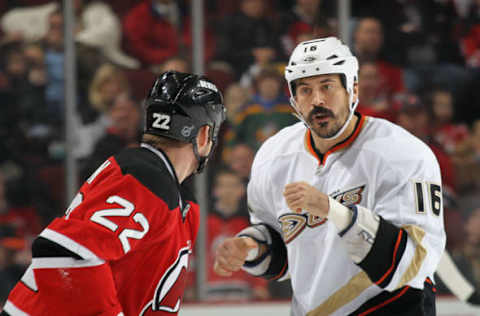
123,1,179,65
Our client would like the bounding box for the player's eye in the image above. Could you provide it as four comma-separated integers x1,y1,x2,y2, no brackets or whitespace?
322,84,332,91
299,86,312,95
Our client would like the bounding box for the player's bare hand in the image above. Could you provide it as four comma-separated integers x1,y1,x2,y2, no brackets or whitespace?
214,237,258,277
283,181,329,217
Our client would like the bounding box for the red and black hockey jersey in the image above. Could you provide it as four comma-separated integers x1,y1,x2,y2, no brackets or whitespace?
1,143,200,316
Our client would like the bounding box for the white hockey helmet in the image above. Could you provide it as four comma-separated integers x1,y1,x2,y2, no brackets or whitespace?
285,37,359,139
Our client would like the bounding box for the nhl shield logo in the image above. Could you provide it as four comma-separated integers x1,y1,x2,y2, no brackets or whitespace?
181,125,195,138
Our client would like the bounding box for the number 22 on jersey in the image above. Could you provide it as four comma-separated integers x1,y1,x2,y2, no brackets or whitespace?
66,193,150,254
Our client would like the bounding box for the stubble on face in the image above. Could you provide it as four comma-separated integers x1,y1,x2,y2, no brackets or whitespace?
306,103,349,138
294,74,352,139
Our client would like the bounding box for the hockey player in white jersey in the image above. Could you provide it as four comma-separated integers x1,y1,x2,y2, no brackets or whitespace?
214,37,446,316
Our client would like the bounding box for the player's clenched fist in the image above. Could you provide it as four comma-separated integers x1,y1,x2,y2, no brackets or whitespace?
214,237,258,277
283,181,329,217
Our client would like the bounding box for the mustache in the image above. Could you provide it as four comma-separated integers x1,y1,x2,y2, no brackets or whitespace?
307,107,334,121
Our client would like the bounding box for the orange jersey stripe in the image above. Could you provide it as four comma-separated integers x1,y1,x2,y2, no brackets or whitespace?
375,229,404,286
305,114,366,165
358,286,410,316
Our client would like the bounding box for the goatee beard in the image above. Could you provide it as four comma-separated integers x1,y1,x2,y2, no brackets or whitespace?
307,107,340,138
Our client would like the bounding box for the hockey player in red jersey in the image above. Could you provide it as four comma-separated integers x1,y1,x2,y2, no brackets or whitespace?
1,71,225,316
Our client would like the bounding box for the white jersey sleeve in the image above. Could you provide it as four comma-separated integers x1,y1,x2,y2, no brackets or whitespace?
247,156,279,229
241,139,291,280
336,134,446,292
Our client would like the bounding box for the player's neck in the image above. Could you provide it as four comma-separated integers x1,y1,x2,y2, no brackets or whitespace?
160,145,196,183
312,115,358,154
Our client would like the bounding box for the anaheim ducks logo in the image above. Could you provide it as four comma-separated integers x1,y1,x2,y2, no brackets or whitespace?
279,213,327,244
279,185,366,244
331,185,365,206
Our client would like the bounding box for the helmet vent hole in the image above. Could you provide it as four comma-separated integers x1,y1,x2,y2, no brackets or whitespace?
333,60,345,65
326,54,338,60
291,62,296,66
316,67,320,71
302,70,306,73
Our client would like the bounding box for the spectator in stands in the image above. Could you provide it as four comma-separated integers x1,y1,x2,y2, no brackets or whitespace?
1,43,53,163
209,84,251,170
450,207,480,289
1,43,45,122
158,55,190,74
0,1,137,68
224,83,251,123
0,169,42,238
356,61,395,122
428,88,469,155
74,63,130,159
74,0,139,69
462,0,480,68
353,17,405,99
215,0,282,76
42,9,64,123
224,143,255,182
279,0,325,54
81,93,141,181
123,0,180,66
396,94,457,195
456,0,480,125
0,224,28,309
454,119,480,196
233,69,297,150
396,94,466,253
239,45,278,89
205,168,269,301
354,0,462,67
87,63,129,118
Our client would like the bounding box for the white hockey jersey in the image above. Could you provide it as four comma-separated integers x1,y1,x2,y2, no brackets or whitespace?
247,114,446,316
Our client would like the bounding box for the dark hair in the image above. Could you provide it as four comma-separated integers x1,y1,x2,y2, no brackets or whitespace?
141,133,188,149
213,166,242,185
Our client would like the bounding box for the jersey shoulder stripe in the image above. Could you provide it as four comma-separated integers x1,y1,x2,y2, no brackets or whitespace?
32,237,83,259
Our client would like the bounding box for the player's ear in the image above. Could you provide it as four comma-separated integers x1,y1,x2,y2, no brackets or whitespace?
196,125,212,155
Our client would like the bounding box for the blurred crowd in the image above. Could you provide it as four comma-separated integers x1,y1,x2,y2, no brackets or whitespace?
1,0,480,306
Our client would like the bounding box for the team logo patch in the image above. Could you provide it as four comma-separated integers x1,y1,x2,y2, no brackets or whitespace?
331,185,366,207
278,185,366,244
279,213,327,244
140,245,192,315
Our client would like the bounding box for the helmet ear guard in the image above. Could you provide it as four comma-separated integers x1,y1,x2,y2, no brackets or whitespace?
144,71,226,173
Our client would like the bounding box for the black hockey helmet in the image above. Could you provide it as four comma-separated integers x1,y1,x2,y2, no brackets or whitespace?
144,71,226,172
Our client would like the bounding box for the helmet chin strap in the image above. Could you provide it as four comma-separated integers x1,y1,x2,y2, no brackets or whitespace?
192,134,216,174
192,142,207,174
289,95,359,141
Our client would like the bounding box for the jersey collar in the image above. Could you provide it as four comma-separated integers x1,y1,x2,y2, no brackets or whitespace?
141,143,179,183
141,143,190,219
305,113,366,166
